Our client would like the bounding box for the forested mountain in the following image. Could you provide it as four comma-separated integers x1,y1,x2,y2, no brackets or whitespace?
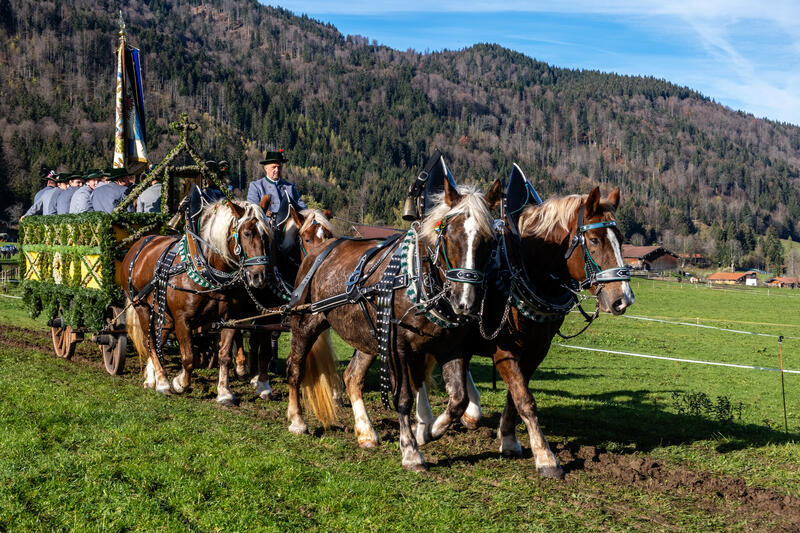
2,0,800,271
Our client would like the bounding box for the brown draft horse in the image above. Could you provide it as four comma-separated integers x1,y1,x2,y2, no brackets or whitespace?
233,206,337,401
122,197,277,404
287,179,502,470
345,186,634,478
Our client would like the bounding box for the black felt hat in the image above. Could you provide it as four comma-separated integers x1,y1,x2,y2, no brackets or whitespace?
41,170,57,183
84,169,103,180
259,150,287,165
106,167,130,181
54,172,72,183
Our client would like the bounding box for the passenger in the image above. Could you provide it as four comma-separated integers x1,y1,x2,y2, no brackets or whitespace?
91,168,134,213
56,173,85,214
203,160,229,203
136,177,162,213
43,173,71,215
247,150,306,218
21,169,57,219
69,169,104,214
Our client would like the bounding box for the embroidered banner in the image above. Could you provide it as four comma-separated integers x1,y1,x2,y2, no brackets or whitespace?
113,40,148,173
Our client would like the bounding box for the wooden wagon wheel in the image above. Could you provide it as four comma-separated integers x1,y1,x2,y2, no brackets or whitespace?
98,306,127,375
50,308,79,360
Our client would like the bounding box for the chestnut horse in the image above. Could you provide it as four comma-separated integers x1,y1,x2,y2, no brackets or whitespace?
123,197,278,404
288,179,502,470
234,206,337,401
345,186,634,478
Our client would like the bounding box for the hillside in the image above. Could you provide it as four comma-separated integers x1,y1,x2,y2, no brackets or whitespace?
1,0,799,271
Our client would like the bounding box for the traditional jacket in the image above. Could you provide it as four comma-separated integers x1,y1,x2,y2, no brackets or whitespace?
91,182,132,214
69,185,95,214
23,185,55,217
56,187,79,214
247,177,306,214
136,183,162,213
43,188,64,215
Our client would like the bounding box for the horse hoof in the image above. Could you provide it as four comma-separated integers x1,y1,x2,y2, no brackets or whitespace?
460,414,480,430
288,422,308,435
156,385,171,396
402,458,428,472
235,366,248,380
358,439,379,449
217,394,239,407
537,465,565,480
500,441,523,458
171,378,186,394
143,381,155,390
259,390,273,401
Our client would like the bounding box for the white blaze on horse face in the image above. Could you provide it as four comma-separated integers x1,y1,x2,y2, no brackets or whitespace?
315,224,326,241
454,214,481,312
606,227,635,307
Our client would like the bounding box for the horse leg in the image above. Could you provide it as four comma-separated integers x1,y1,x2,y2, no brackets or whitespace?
494,349,563,479
253,330,273,401
343,349,380,448
286,314,325,434
413,382,436,445
234,330,248,379
428,356,469,442
215,328,238,406
137,307,171,395
460,370,482,430
395,348,426,471
171,320,195,394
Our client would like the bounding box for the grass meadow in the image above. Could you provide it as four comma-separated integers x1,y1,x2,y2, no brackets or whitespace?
0,278,799,531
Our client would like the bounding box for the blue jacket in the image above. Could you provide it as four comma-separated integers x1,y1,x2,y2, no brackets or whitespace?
56,187,79,214
91,182,132,214
43,188,64,215
247,177,306,214
136,183,162,213
69,185,95,214
23,186,55,216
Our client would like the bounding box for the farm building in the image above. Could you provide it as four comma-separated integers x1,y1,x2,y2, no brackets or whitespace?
766,276,799,288
622,245,679,272
351,224,401,239
707,271,758,286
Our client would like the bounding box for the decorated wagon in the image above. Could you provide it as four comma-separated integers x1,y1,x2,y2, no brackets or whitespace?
19,115,231,374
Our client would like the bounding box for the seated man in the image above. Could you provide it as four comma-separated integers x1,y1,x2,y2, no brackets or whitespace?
44,173,71,215
69,169,104,214
56,172,85,214
136,177,162,213
91,168,133,213
22,169,57,219
247,150,306,217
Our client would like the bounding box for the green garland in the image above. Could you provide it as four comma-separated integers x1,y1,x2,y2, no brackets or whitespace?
20,211,172,329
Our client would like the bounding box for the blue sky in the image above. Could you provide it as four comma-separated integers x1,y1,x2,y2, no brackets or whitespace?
265,1,800,127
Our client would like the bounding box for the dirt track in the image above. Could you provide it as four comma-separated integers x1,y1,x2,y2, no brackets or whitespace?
4,323,799,530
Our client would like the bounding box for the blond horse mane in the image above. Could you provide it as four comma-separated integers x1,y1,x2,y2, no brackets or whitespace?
198,199,273,267
517,194,584,239
419,185,495,243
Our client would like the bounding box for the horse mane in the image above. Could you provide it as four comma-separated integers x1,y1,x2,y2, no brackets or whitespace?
199,199,273,266
299,208,336,237
517,194,584,239
419,185,494,243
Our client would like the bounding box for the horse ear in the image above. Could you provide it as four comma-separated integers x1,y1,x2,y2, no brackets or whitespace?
607,188,620,210
228,200,245,219
259,194,270,212
443,176,461,207
289,204,303,228
323,209,332,219
585,187,601,217
485,179,502,210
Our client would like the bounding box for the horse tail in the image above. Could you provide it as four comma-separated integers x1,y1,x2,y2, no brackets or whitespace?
125,300,148,368
408,352,436,392
301,330,340,429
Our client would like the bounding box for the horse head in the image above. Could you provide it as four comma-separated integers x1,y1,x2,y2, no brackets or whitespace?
421,178,502,316
200,199,274,289
564,187,634,315
285,205,335,260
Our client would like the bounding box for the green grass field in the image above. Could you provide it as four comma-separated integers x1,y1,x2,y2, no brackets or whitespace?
0,278,799,531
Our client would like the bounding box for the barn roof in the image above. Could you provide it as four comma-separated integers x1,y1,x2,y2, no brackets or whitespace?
707,271,756,281
622,245,678,260
767,276,799,285
352,224,401,239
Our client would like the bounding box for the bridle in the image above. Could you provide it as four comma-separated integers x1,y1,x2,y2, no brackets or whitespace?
429,216,492,286
564,204,631,291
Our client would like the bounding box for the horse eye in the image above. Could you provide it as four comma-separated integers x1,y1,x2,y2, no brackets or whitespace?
589,237,600,246
243,230,252,238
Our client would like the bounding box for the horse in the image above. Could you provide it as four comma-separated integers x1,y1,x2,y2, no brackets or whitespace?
233,205,337,401
122,196,278,405
343,186,634,478
287,178,502,470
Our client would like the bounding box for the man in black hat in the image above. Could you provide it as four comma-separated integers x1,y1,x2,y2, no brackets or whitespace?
56,172,85,214
202,160,230,203
44,173,71,215
91,168,133,213
69,169,103,214
22,170,57,218
247,149,306,216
